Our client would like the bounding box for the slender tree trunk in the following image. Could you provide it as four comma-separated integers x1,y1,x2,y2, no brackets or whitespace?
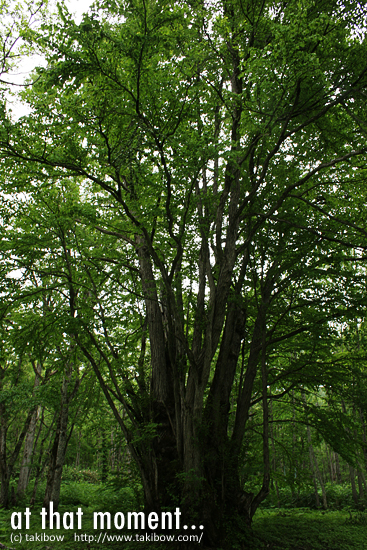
326,444,334,484
16,363,42,501
101,429,108,482
349,466,359,505
335,452,341,484
303,392,327,510
75,430,81,468
43,364,80,512
291,390,297,501
110,427,115,472
357,462,367,492
307,423,320,508
43,402,69,511
50,403,70,510
357,469,364,502
0,370,38,507
312,439,327,509
351,405,365,503
30,408,54,506
270,400,280,508
16,407,40,501
0,471,11,508
0,396,10,508
360,409,367,472
341,400,359,506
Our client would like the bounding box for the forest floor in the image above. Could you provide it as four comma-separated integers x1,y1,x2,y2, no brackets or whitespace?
251,508,367,549
1,506,367,549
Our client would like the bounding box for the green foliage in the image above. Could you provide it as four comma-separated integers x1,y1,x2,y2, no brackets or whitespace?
264,483,358,510
1,0,367,545
61,466,100,484
252,509,367,550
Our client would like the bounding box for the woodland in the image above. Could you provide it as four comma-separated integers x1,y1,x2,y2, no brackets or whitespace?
1,0,367,549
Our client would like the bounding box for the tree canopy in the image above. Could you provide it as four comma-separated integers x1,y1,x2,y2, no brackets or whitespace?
1,0,367,547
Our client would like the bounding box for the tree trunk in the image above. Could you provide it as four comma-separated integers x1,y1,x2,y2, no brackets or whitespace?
75,429,81,468
270,400,280,507
357,469,364,502
43,400,70,511
0,397,10,508
30,407,54,506
307,423,320,508
16,407,40,501
43,364,80,512
360,409,367,472
0,470,11,509
349,466,359,505
101,429,108,482
335,452,341,484
0,369,38,508
16,363,42,501
306,423,327,509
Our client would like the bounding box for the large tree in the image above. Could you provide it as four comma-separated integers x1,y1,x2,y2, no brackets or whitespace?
1,0,367,546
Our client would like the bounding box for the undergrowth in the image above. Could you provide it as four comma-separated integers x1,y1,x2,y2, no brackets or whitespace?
2,472,367,549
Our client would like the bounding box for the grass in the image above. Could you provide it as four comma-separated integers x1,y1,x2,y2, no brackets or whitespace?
1,478,367,549
2,506,367,549
251,508,367,550
0,479,149,550
0,503,155,549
